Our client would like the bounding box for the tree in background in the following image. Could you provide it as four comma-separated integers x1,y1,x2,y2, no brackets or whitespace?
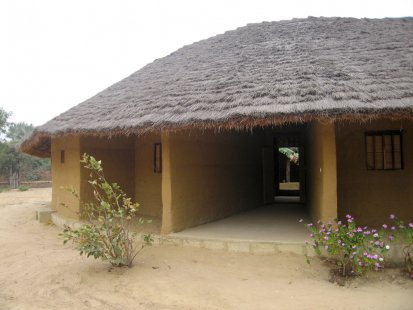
7,122,34,143
0,107,10,138
0,108,50,187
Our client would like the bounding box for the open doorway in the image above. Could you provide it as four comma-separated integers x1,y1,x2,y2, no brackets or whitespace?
274,131,306,203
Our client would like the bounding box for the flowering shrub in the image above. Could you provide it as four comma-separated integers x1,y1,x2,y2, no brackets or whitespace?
303,215,390,277
388,214,413,279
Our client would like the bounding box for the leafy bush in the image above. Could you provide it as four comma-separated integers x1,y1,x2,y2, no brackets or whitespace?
18,185,29,191
303,215,390,278
61,154,152,267
388,214,413,279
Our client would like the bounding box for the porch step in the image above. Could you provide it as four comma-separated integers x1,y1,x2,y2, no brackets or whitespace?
151,234,312,256
35,208,55,224
51,212,310,255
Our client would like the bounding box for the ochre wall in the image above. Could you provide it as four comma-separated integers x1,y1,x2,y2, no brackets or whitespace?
307,121,338,222
336,120,413,225
80,136,135,206
135,133,162,217
51,136,81,219
161,129,265,233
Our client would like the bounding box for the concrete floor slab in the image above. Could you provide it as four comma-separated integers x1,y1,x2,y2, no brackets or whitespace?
172,204,310,244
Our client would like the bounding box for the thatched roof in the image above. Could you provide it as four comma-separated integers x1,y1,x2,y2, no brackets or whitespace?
22,17,413,157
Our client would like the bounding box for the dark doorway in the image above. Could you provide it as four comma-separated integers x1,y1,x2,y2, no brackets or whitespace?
274,130,306,203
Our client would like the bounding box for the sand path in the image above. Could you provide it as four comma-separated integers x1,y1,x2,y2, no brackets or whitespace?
0,188,412,309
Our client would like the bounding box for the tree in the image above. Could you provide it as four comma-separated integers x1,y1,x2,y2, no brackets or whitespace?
7,122,34,145
0,107,11,139
0,112,50,186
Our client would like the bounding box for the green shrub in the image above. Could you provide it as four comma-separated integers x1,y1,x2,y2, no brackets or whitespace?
18,185,29,191
303,215,390,278
388,214,413,279
61,154,152,267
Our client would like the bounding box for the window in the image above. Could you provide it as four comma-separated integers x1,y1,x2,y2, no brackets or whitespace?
365,131,403,170
60,150,65,164
154,143,162,173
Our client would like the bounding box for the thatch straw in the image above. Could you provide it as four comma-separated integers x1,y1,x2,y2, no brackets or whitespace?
21,17,413,157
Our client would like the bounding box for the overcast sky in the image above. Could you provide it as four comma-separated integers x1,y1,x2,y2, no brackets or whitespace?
1,0,412,126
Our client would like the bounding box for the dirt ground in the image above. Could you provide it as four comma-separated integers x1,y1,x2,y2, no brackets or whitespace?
0,188,412,310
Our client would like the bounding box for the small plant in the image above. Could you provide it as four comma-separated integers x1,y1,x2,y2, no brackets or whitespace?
302,215,390,279
388,214,413,279
61,154,152,267
18,185,29,191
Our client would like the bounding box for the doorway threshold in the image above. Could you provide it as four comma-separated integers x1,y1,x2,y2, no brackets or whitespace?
274,196,301,203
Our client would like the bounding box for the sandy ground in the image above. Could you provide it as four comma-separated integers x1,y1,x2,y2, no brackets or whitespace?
0,188,412,310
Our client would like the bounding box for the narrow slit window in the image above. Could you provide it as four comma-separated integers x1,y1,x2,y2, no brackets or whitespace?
60,150,65,164
365,131,403,170
154,143,162,173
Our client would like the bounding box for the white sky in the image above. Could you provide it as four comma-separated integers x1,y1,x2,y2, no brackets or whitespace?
1,0,412,126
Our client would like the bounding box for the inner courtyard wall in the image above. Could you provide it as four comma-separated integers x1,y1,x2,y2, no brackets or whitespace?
161,129,265,233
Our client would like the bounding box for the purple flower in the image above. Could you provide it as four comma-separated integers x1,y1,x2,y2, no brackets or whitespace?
390,214,396,220
337,221,342,225
382,224,388,229
409,223,413,228
324,236,329,241
391,226,396,231
348,219,353,223
373,233,379,238
389,235,394,241
307,223,313,227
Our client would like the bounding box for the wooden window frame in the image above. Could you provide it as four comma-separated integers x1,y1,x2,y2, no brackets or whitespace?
365,130,403,171
154,143,162,173
60,150,65,164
